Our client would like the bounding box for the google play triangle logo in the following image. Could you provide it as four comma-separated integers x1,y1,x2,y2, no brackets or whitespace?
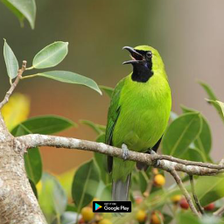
95,203,102,211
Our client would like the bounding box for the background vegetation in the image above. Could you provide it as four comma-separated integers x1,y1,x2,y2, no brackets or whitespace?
1,1,224,224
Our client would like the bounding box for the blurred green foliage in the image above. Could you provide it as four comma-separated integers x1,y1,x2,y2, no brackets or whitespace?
2,0,36,29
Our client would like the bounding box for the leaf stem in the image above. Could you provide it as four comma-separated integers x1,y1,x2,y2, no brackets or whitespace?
21,74,38,79
0,60,27,109
143,168,154,197
25,66,34,70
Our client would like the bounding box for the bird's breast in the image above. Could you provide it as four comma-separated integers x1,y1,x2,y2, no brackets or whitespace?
112,74,171,151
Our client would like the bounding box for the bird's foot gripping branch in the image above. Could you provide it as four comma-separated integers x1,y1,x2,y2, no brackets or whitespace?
1,41,224,224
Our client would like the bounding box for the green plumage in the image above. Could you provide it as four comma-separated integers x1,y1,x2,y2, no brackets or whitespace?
105,45,172,200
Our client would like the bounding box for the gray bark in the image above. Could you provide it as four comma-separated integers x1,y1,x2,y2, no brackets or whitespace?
0,114,47,224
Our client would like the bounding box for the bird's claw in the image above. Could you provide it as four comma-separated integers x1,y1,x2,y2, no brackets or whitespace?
122,144,129,160
148,149,159,166
155,159,160,167
148,149,156,155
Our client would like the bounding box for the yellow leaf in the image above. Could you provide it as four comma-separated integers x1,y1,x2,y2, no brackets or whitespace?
36,180,42,192
1,93,30,131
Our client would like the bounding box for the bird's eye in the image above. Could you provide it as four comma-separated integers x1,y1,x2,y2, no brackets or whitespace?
146,51,152,58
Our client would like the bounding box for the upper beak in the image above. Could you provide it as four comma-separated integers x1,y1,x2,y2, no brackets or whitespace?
122,46,143,65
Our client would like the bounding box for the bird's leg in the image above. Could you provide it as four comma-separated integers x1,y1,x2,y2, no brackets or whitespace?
121,143,129,160
136,149,158,170
147,149,160,167
154,159,160,167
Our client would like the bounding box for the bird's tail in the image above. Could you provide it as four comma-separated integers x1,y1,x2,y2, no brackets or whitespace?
112,174,131,201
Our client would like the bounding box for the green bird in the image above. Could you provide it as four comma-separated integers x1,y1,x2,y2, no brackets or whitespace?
105,45,172,201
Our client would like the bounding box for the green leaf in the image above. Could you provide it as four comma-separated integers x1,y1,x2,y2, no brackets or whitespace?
94,152,106,174
58,169,75,201
199,82,224,123
196,175,224,206
99,184,112,201
94,180,104,198
12,124,42,184
25,147,42,184
178,213,222,224
11,115,75,135
33,41,68,69
200,216,222,224
72,160,100,211
1,0,24,26
177,212,222,224
99,85,114,98
3,39,19,79
39,173,67,219
60,212,79,224
94,133,110,184
32,71,102,95
162,112,202,157
207,100,224,122
199,81,218,101
66,204,76,212
138,171,148,193
29,179,38,199
81,120,105,135
194,117,212,155
2,0,36,29
181,106,212,159
11,115,74,184
170,111,178,121
164,213,173,224
53,181,68,216
180,147,206,162
177,212,200,224
96,133,105,143
94,151,110,185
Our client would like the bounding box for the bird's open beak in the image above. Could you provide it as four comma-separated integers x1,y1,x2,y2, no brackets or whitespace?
122,46,143,65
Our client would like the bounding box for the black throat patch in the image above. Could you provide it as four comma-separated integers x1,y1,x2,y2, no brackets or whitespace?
131,59,153,83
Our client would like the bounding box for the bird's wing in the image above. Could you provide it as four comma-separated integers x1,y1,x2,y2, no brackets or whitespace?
105,77,125,144
105,77,126,172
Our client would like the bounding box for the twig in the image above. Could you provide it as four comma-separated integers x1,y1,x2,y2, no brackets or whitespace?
158,155,224,170
169,170,200,217
189,175,204,214
214,205,224,217
0,60,27,109
143,168,155,197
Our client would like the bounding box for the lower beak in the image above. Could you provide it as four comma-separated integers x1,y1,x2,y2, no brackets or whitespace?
122,60,139,65
122,46,143,65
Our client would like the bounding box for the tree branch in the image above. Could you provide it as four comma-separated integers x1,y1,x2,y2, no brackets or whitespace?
17,133,224,218
0,60,26,109
169,170,200,217
16,134,224,176
0,115,47,224
189,175,204,214
213,205,224,217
